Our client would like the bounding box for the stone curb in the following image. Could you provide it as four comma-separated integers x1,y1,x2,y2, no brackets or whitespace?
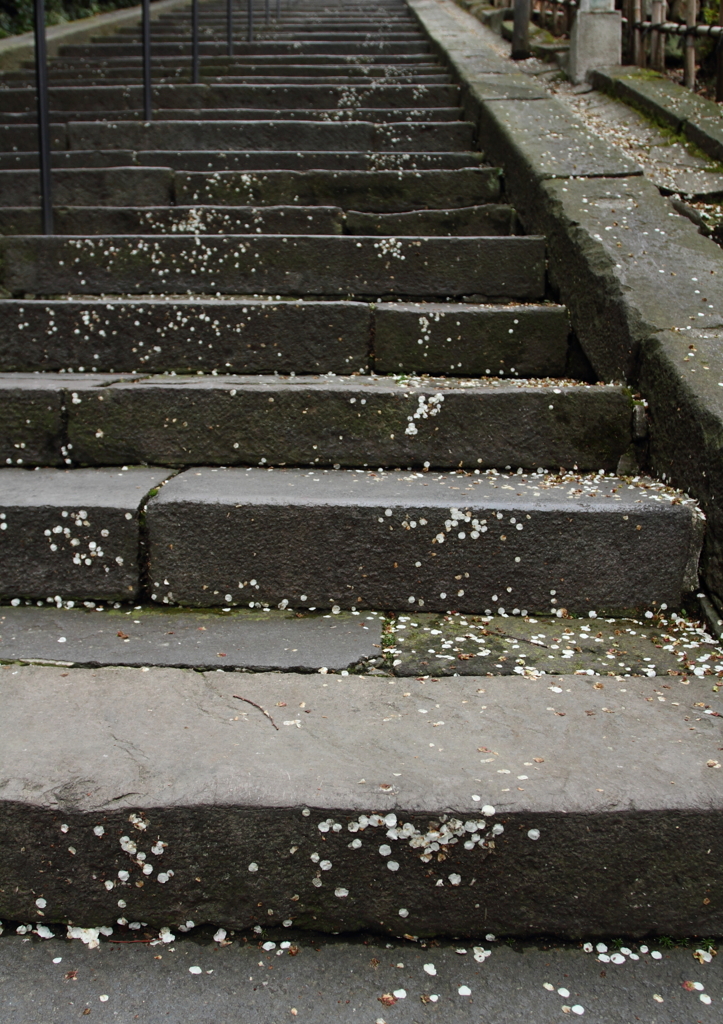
591,65,723,164
408,0,723,609
0,0,191,71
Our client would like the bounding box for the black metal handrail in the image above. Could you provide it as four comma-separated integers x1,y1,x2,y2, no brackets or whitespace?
33,0,289,234
34,0,53,234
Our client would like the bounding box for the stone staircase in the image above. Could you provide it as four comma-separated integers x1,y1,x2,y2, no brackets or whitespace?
0,0,700,617
0,0,717,941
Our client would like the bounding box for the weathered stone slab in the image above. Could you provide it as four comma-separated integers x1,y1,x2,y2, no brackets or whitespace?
0,167,174,207
0,82,460,112
145,467,702,614
0,205,345,237
344,205,515,236
0,933,717,1019
66,375,632,471
0,664,721,937
0,374,66,467
0,123,66,152
1,235,546,300
590,66,719,133
638,328,723,610
175,167,501,210
374,301,569,377
536,177,723,381
476,98,641,196
0,466,170,601
387,611,688,678
66,119,474,153
0,606,383,672
0,298,371,375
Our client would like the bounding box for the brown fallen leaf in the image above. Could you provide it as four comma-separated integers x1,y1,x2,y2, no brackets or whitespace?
117,631,129,639
378,994,397,1007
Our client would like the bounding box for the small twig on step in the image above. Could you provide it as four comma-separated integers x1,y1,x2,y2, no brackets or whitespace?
233,695,279,730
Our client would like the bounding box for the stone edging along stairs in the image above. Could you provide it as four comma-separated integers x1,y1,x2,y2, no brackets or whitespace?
0,0,720,940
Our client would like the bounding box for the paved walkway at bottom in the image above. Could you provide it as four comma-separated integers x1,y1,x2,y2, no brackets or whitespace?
0,930,719,1023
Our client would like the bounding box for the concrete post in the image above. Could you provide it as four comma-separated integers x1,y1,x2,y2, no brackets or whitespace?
568,0,622,84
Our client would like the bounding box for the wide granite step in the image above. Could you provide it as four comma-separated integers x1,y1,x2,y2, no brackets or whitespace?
0,373,632,470
0,298,569,377
0,663,719,937
0,234,546,299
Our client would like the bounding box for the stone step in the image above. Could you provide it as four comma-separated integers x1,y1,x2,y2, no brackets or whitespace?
0,933,718,1014
0,107,465,126
0,466,700,611
58,38,427,58
174,167,501,210
1,234,546,300
0,83,460,112
0,150,487,172
35,63,448,79
0,373,632,471
0,466,169,602
0,663,719,936
0,204,516,237
141,467,701,615
0,299,567,378
61,119,473,153
0,605,384,673
54,40,432,55
13,73,453,88
0,167,176,207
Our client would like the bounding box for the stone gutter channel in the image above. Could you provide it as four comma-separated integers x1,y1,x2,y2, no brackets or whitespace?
408,0,723,622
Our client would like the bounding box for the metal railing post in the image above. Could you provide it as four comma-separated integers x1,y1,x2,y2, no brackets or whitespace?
248,0,254,42
511,0,531,59
717,3,723,102
191,0,200,83
33,0,53,234
142,0,152,119
651,0,663,70
633,0,643,65
227,0,234,55
265,0,270,25
276,0,280,18
684,0,697,89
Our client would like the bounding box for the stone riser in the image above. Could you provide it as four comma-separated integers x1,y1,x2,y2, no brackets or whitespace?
0,466,701,612
0,234,546,300
0,166,498,209
0,373,631,471
0,299,569,377
0,151,486,172
0,108,464,126
0,84,460,113
0,119,470,154
0,204,516,237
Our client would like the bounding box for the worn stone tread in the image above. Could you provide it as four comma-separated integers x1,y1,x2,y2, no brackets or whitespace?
0,606,383,672
0,664,720,936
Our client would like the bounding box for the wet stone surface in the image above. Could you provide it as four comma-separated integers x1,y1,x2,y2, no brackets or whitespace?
0,930,720,1024
385,611,720,678
0,605,384,673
